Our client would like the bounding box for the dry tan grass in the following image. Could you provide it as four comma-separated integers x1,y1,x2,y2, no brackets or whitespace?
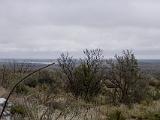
99,100,160,120
0,87,7,97
10,97,160,120
9,88,160,120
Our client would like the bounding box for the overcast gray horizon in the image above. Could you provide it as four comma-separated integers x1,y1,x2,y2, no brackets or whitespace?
0,0,160,59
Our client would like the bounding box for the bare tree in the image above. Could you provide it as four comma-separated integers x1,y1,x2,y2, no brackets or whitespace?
0,64,12,88
9,61,33,75
0,64,7,87
105,50,148,104
57,53,76,93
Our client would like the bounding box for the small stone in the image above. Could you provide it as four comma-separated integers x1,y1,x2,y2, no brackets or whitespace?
0,98,6,106
0,98,12,120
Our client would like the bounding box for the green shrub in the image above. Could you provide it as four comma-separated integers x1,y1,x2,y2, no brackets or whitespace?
24,71,53,87
24,78,38,88
105,50,149,105
58,49,104,101
144,112,160,120
15,84,29,94
73,63,102,101
11,104,26,117
38,71,53,85
108,110,126,120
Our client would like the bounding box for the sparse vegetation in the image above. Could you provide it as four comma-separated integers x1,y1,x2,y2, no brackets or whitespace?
0,49,160,120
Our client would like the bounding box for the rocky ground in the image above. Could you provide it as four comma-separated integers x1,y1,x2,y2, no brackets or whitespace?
0,88,12,120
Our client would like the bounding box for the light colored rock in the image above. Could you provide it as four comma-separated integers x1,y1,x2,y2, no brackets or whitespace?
0,98,6,106
0,98,12,120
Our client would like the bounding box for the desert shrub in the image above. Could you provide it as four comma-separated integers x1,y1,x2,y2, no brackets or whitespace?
38,70,53,85
58,49,104,101
24,77,38,88
149,79,160,100
24,70,60,94
15,84,29,95
149,80,160,87
148,87,160,100
104,50,149,105
38,70,60,94
11,104,26,117
24,71,53,88
73,63,103,100
144,112,160,120
107,110,126,120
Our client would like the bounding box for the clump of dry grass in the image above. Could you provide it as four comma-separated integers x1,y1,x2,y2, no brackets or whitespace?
99,100,160,120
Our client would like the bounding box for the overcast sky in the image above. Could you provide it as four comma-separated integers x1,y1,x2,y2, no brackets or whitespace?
0,0,160,59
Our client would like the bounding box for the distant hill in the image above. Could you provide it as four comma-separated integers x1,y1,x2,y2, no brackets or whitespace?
0,59,160,74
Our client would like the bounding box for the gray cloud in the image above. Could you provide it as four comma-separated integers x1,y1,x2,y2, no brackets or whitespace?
0,0,160,58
